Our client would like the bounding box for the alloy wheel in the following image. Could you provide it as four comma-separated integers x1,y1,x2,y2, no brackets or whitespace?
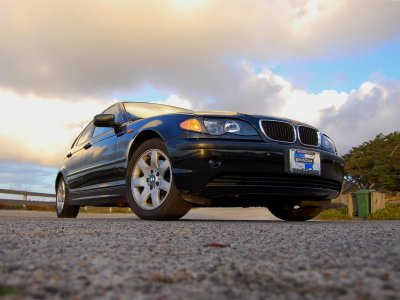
56,181,65,213
131,149,172,210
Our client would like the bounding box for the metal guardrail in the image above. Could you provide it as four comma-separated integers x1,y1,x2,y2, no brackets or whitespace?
0,189,55,206
0,189,133,212
0,188,55,198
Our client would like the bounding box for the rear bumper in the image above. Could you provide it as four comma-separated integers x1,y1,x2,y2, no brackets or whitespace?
166,139,344,203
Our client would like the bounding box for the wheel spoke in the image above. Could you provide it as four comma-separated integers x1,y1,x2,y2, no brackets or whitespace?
56,182,65,212
139,187,151,206
159,180,171,192
137,158,151,175
151,188,160,207
132,176,147,188
158,160,170,176
150,150,159,169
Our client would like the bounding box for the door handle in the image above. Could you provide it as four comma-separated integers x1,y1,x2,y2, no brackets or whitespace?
83,143,92,150
66,152,72,158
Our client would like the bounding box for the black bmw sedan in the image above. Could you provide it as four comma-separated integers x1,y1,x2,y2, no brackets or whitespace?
55,102,344,221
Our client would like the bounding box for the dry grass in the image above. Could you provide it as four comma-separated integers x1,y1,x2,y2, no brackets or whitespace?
368,204,400,220
80,206,132,214
315,207,353,220
0,203,55,212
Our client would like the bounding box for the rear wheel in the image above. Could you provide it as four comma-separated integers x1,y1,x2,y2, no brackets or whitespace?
56,178,80,218
268,201,326,221
127,138,191,220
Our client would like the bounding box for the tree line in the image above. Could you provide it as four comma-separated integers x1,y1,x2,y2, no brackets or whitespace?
343,131,400,192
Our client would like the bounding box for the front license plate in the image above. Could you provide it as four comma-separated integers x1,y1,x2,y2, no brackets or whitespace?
289,149,321,175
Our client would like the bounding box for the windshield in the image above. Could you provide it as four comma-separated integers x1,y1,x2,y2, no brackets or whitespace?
123,102,192,120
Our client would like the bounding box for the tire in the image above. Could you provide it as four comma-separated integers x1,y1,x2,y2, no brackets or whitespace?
126,138,191,220
56,177,80,218
267,201,325,221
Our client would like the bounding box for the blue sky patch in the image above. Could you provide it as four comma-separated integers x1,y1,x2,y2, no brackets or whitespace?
268,40,400,93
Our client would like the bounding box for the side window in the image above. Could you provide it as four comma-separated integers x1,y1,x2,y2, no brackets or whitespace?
92,104,123,138
77,122,94,146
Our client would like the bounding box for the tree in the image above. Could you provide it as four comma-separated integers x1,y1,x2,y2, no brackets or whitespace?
343,132,400,192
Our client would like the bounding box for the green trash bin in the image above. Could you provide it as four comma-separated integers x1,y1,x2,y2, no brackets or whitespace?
355,190,371,218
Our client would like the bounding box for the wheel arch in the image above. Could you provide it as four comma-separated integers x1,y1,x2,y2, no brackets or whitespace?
127,129,165,162
55,171,64,192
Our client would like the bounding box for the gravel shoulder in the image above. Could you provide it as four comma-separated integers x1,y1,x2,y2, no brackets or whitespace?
0,210,399,300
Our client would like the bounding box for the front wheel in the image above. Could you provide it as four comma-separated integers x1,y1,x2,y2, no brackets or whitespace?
56,178,80,218
126,138,191,220
267,201,325,221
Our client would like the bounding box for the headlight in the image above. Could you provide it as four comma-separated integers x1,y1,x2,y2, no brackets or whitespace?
321,134,337,154
203,118,258,136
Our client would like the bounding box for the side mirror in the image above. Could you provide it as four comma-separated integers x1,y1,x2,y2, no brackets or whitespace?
93,114,116,127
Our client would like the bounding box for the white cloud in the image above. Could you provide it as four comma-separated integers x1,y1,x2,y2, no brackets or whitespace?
317,79,400,154
155,95,194,110
256,69,348,125
0,89,113,166
280,88,348,125
0,0,399,97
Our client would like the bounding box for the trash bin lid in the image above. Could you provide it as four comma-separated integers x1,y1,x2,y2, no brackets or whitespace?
355,189,371,195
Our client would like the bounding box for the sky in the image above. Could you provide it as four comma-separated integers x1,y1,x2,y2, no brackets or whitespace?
0,0,399,193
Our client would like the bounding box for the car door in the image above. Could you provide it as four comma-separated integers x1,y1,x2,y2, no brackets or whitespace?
79,104,123,191
64,123,94,192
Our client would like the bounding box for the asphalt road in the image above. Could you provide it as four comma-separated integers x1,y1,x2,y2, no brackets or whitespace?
0,210,399,300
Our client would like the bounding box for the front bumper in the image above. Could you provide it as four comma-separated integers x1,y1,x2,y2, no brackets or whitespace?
166,139,344,203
